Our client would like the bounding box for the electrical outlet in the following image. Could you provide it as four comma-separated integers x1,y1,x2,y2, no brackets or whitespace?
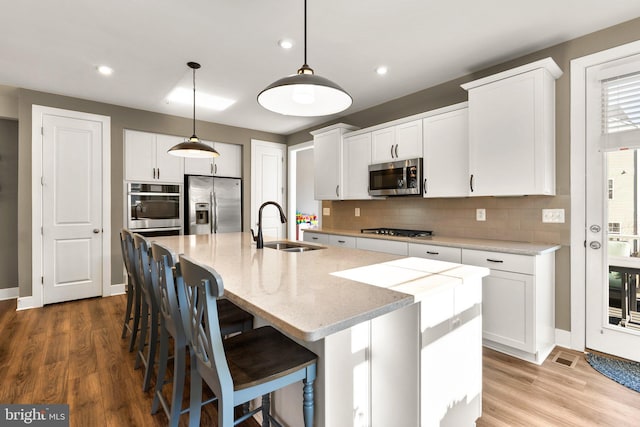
476,208,486,221
323,207,330,216
542,209,565,223
355,207,360,217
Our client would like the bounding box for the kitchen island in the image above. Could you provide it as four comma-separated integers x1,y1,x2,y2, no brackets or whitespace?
152,232,489,427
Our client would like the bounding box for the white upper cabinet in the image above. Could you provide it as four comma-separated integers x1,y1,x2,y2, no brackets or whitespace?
184,141,242,178
342,133,372,200
422,106,469,198
371,119,423,163
124,130,184,183
462,58,562,196
312,124,358,200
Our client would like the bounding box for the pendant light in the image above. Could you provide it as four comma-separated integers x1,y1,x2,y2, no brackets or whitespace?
257,0,352,117
168,62,220,158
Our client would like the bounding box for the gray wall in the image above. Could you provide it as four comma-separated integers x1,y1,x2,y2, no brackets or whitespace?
287,17,640,332
0,118,18,289
17,89,286,297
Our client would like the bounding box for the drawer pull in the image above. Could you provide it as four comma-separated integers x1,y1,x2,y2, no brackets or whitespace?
338,240,346,244
426,251,439,255
311,237,318,240
486,258,504,263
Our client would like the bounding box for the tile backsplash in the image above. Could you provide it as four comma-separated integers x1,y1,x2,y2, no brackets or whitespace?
321,195,570,245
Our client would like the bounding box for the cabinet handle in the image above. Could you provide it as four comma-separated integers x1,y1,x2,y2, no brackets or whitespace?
469,174,474,192
210,163,214,175
390,145,394,158
157,168,160,179
486,258,504,263
338,240,346,244
153,168,156,179
214,164,217,175
394,144,399,158
423,178,427,195
336,185,339,197
312,236,318,240
426,251,439,255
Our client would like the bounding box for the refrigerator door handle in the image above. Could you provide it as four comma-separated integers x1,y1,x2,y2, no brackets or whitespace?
214,191,218,233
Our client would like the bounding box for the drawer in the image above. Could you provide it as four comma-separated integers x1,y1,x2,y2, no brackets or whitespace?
357,237,408,255
408,243,462,263
303,233,329,245
329,235,357,248
461,249,534,275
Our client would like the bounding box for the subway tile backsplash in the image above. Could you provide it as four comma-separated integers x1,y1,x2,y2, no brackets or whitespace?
321,195,570,245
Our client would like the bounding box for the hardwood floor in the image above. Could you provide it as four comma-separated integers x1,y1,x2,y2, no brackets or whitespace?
1,296,639,426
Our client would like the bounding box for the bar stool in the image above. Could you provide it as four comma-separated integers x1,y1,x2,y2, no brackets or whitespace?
132,233,159,392
150,242,254,427
178,254,318,427
121,229,142,352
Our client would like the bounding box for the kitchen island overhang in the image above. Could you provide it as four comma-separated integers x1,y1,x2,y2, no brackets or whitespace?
151,232,489,427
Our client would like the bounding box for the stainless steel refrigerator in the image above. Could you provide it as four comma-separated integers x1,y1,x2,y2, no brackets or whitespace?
185,175,242,235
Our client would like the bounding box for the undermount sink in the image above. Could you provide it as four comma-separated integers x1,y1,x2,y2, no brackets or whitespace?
263,241,326,252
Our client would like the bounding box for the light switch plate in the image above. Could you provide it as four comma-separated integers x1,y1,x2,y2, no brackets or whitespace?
355,207,360,217
323,207,330,216
476,208,486,221
542,208,565,223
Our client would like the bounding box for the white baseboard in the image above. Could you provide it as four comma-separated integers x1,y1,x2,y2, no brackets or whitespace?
17,295,38,311
555,328,573,349
110,283,125,296
0,287,18,301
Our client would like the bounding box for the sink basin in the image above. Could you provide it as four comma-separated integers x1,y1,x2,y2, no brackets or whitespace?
263,241,326,252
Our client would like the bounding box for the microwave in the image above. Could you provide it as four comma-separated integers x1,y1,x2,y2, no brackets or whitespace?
368,158,422,196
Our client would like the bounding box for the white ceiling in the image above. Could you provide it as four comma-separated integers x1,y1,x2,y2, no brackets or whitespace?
2,0,640,135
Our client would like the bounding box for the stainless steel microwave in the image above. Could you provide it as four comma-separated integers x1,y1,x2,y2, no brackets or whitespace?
368,158,422,196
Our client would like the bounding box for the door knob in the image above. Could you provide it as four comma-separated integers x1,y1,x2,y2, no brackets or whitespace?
589,241,601,249
93,229,100,234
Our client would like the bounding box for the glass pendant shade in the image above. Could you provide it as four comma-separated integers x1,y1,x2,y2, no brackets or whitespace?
168,62,220,158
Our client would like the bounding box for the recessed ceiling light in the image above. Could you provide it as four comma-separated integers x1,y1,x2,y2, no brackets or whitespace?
167,87,236,111
97,65,113,76
375,66,388,76
278,39,294,49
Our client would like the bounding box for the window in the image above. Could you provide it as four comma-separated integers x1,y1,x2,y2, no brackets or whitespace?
609,222,621,234
602,72,640,134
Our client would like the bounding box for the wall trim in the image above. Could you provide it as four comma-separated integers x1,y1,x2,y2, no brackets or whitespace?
0,287,18,301
555,328,573,350
570,39,640,352
16,296,36,311
110,283,125,296
31,105,111,308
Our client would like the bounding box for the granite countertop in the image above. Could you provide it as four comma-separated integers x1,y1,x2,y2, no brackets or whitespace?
305,229,561,255
151,232,487,342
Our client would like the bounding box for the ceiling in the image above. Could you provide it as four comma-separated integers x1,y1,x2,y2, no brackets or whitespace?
2,0,640,136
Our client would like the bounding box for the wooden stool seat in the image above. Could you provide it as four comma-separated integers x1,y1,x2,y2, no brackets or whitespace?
217,298,254,336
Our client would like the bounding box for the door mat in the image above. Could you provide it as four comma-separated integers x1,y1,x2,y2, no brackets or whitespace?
586,352,640,393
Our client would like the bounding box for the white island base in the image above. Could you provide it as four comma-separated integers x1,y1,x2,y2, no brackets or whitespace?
266,258,487,427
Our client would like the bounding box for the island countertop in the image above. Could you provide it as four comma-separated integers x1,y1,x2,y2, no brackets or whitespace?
151,232,485,342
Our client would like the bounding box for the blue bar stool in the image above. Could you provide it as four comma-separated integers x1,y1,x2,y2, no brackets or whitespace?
150,242,254,427
178,254,318,427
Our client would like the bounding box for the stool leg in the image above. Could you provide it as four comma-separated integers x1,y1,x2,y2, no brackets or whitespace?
168,342,187,427
142,306,158,391
135,298,149,370
151,324,169,415
129,284,142,352
261,394,270,427
188,354,203,427
121,280,134,338
303,377,315,427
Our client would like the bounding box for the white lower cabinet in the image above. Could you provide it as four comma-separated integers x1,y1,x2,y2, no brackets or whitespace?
408,243,462,263
328,235,356,248
461,248,555,364
357,237,408,255
303,232,329,245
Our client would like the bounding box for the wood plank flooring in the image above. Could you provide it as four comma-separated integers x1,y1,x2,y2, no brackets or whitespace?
1,296,640,426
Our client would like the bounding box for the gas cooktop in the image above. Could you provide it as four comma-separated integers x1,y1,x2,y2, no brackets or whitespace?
360,228,433,238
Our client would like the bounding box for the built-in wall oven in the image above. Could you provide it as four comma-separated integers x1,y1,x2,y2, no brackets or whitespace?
127,182,182,236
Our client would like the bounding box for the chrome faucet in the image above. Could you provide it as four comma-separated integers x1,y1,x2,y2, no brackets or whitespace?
251,201,287,249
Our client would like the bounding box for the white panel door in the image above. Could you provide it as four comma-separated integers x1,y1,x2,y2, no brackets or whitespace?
42,115,103,304
251,140,286,240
